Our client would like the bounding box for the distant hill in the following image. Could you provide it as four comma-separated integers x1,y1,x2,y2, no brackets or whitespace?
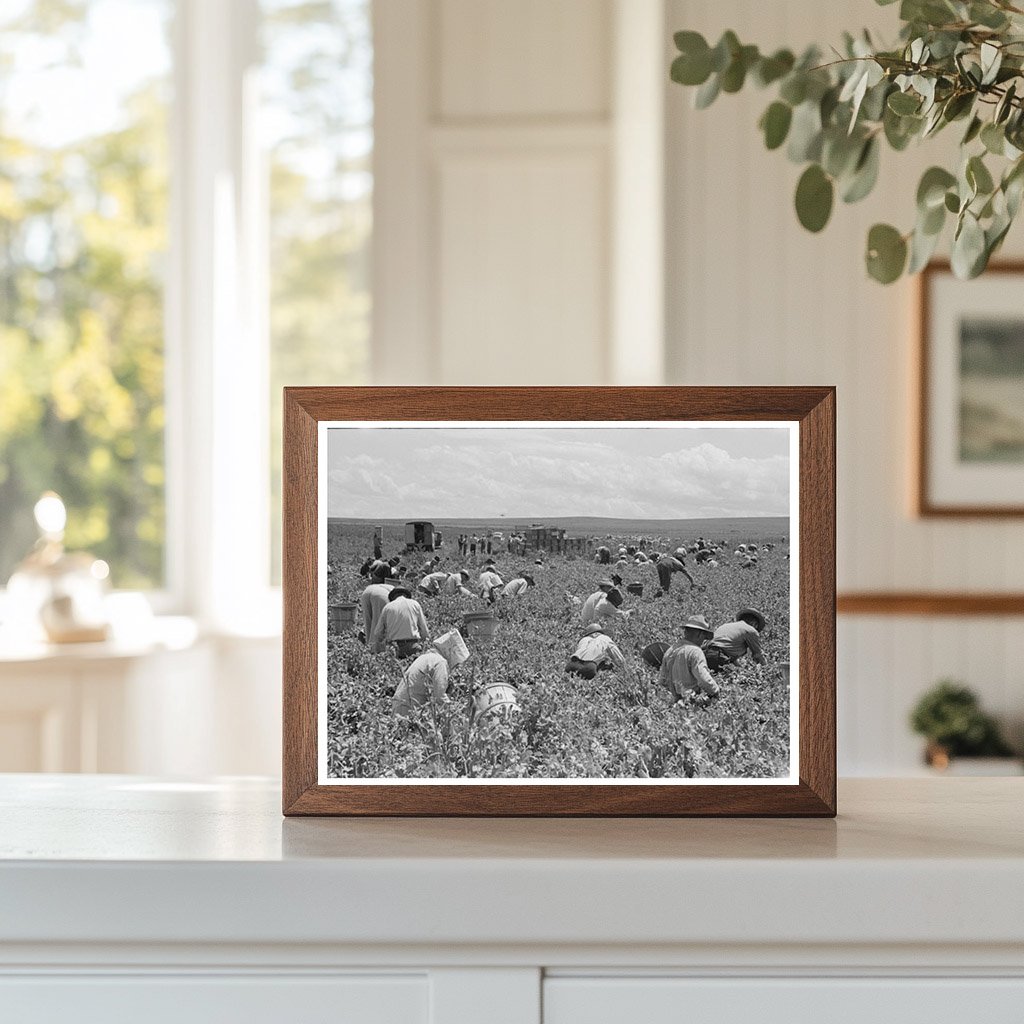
328,515,789,541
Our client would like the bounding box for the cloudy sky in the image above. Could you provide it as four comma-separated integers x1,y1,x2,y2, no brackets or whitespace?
326,425,792,520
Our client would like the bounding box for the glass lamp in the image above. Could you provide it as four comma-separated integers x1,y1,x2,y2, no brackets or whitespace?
5,493,111,644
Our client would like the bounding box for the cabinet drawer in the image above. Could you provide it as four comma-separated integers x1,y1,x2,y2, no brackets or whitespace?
0,974,427,1024
544,977,1024,1024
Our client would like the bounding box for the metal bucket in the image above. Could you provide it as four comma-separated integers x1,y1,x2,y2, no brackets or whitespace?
329,603,359,630
473,682,520,723
462,611,497,642
626,582,643,597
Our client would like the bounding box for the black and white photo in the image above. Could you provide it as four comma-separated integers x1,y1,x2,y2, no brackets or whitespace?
318,421,798,784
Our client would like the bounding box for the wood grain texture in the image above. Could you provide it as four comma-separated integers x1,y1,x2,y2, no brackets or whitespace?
838,592,1024,616
916,260,1024,518
282,387,837,817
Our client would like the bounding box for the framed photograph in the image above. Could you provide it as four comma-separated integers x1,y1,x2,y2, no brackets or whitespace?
918,261,1024,516
283,387,835,816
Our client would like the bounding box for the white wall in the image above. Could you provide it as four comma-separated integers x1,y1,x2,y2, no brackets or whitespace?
664,0,1024,771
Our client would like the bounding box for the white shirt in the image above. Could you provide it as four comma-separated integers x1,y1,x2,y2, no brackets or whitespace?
478,570,503,594
571,632,625,672
371,596,429,645
393,650,449,714
502,578,529,597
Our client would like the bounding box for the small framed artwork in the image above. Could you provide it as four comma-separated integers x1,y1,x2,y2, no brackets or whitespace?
918,261,1024,516
282,387,836,816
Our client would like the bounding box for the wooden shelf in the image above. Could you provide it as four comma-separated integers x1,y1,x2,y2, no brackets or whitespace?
838,592,1024,616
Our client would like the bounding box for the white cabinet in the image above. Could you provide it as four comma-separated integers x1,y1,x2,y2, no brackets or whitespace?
544,977,1024,1024
0,975,428,1024
1,778,1022,1024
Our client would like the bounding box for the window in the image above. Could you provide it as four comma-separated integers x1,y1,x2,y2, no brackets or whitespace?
0,0,373,618
261,0,372,581
0,0,172,589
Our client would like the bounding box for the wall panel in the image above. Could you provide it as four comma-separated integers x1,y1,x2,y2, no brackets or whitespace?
666,0,1024,773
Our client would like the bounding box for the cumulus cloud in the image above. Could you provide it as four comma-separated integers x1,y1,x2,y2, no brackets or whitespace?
327,427,791,520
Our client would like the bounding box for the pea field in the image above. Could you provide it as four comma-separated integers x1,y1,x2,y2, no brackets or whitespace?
325,518,792,781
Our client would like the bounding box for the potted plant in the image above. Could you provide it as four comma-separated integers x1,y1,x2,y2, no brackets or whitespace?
909,680,1020,772
670,0,1024,283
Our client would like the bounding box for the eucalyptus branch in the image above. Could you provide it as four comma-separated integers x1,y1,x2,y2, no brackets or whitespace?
670,0,1024,283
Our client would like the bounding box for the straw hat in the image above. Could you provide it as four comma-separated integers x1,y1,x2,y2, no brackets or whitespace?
597,578,615,590
582,623,606,636
433,629,470,668
682,614,714,637
736,607,765,631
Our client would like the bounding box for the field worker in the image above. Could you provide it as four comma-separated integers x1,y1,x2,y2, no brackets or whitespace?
582,584,632,626
703,608,766,670
594,545,611,564
371,586,430,658
502,573,534,598
417,570,449,596
418,554,441,574
564,623,626,680
655,551,695,595
659,615,719,700
442,569,473,596
478,565,504,603
580,579,614,624
359,578,395,653
393,629,470,716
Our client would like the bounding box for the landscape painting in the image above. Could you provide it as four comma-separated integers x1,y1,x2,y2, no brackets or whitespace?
319,423,796,783
959,316,1024,463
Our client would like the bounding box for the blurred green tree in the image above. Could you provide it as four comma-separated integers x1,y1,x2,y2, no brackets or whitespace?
0,0,170,588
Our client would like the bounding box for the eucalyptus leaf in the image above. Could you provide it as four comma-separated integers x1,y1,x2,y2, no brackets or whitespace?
754,49,795,87
787,100,823,162
980,42,1003,86
996,82,1017,124
710,31,740,73
795,164,834,232
721,44,759,92
760,101,793,150
888,90,921,115
908,221,943,273
981,122,1005,155
842,137,881,203
694,73,721,109
970,2,1009,30
866,223,908,283
967,154,995,195
945,190,961,213
962,115,983,145
951,212,987,278
917,166,957,210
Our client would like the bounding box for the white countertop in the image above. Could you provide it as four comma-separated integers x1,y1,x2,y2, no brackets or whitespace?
1,776,1022,951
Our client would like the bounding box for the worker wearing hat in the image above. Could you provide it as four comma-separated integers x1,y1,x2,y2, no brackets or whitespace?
659,614,720,699
478,564,504,604
564,622,627,680
441,569,473,596
703,609,766,670
359,577,395,653
393,629,470,716
370,585,430,658
580,582,632,626
655,550,695,596
501,573,535,598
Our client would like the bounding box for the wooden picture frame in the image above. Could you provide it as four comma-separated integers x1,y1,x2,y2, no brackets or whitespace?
917,261,1024,517
283,387,836,816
